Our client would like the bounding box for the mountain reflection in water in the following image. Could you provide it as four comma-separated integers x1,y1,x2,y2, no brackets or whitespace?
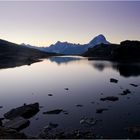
48,56,140,78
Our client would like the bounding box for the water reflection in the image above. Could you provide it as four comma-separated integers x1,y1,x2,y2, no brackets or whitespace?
48,56,82,65
113,63,140,77
49,56,140,78
91,61,140,77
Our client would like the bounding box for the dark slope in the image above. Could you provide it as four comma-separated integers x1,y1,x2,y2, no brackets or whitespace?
83,43,119,59
83,40,140,62
0,39,55,68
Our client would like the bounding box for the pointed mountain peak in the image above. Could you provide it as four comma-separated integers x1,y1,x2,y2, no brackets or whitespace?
95,34,106,39
89,34,110,47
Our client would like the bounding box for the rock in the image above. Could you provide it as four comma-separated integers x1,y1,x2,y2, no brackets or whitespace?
120,89,131,95
48,94,53,96
4,102,39,120
110,78,118,83
39,123,59,138
39,129,95,139
91,101,95,104
0,126,27,139
62,110,69,115
43,109,63,115
130,83,138,87
126,126,140,134
100,96,119,101
80,117,97,127
96,108,108,114
44,123,58,132
64,88,69,90
75,104,83,107
127,97,130,99
4,116,30,131
0,118,4,126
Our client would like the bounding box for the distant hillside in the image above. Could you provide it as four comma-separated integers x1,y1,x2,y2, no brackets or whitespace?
0,39,55,68
83,40,140,61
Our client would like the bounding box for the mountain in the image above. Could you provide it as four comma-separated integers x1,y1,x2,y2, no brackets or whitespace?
44,41,87,55
88,34,110,48
22,34,110,55
0,39,55,68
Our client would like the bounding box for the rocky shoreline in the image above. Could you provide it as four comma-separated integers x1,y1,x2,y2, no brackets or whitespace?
0,77,140,139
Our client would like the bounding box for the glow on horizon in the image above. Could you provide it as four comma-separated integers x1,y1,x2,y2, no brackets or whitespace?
0,1,140,46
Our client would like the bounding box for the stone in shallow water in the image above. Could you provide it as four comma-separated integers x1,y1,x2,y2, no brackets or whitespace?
120,89,131,95
48,94,53,96
4,102,39,119
0,126,27,139
126,126,140,134
43,109,63,115
110,78,118,83
4,116,30,131
100,96,119,101
130,83,138,87
44,123,58,132
75,104,83,107
80,117,97,127
96,108,108,114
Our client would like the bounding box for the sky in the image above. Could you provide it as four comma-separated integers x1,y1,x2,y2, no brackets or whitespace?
0,1,140,46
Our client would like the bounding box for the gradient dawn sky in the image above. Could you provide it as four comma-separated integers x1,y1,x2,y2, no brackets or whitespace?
0,1,140,46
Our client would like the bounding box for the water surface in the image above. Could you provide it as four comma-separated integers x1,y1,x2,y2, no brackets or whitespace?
0,56,140,138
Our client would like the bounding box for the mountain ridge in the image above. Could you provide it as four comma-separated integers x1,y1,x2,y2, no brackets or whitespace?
22,34,110,55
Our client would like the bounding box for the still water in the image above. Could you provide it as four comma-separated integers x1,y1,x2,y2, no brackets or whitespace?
0,56,140,138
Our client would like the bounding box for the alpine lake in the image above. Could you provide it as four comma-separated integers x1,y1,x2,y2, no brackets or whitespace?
0,56,140,138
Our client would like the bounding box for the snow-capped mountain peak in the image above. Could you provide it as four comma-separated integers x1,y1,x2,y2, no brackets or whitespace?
88,34,110,48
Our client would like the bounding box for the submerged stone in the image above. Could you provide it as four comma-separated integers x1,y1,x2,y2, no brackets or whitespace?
100,96,119,101
75,104,83,107
43,123,58,132
120,89,131,95
0,126,27,139
96,108,108,114
43,109,63,115
48,94,53,96
110,78,118,83
65,88,69,90
130,83,138,87
3,116,30,131
126,126,140,134
80,117,97,127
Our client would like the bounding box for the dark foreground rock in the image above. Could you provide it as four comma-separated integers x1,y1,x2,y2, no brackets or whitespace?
96,108,108,114
126,126,140,134
4,102,39,119
120,89,131,95
39,129,95,139
80,117,97,127
130,83,138,87
3,117,30,131
43,109,63,115
110,78,118,83
76,104,83,107
0,126,27,139
100,96,119,101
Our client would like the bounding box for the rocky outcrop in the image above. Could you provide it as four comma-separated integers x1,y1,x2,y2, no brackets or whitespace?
4,102,39,119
